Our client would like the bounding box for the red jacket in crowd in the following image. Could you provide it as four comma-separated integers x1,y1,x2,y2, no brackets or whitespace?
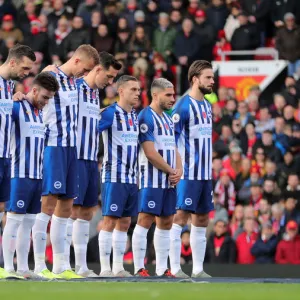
275,236,300,264
236,232,258,264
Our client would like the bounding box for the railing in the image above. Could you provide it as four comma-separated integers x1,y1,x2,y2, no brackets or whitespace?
220,48,279,61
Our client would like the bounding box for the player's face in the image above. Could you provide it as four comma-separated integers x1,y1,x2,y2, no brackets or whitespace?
33,87,55,110
194,68,214,95
158,87,175,110
73,57,95,78
95,66,119,89
121,81,140,106
10,57,34,80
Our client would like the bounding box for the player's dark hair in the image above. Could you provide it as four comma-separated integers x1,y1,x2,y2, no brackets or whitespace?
6,44,36,62
188,60,212,84
116,75,138,90
99,51,122,71
33,72,59,93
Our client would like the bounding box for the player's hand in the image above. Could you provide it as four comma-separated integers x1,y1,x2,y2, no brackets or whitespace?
13,91,26,101
169,168,182,185
42,64,59,73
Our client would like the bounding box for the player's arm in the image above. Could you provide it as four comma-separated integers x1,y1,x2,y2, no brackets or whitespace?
172,103,189,144
98,106,115,133
13,91,26,101
139,114,175,175
169,148,183,185
142,141,175,175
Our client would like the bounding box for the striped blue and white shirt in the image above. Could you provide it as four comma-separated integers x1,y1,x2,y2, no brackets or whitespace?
172,95,212,181
99,102,139,184
10,100,44,179
76,78,100,161
138,107,176,189
0,76,14,158
43,68,78,147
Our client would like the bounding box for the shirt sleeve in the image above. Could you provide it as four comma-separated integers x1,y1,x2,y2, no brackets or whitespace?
98,105,115,133
172,102,189,144
138,111,155,143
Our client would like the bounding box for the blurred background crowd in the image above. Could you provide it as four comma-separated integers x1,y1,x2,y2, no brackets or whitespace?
1,0,300,266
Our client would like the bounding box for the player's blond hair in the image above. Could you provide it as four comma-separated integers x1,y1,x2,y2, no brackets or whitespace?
74,45,100,65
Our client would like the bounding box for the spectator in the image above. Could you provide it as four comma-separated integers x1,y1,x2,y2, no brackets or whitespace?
152,13,177,64
264,160,278,183
249,181,263,210
40,0,53,16
271,203,285,236
47,0,73,37
117,17,129,32
114,29,131,63
235,158,251,191
76,0,101,26
236,218,258,264
283,105,297,127
0,14,23,43
230,11,260,60
129,25,152,63
257,198,272,225
252,147,266,177
144,0,160,27
175,18,202,94
212,103,232,135
213,29,232,61
212,157,223,186
281,77,300,108
122,0,138,30
254,107,275,134
24,19,50,66
284,174,300,209
251,221,278,263
223,2,241,42
222,146,243,180
194,9,216,62
104,2,120,37
0,37,16,63
234,101,255,128
217,86,229,108
213,124,234,158
271,0,296,30
93,24,114,54
262,178,280,204
17,0,37,35
224,98,237,118
187,0,200,17
206,219,236,263
169,0,185,14
242,122,258,159
229,205,244,238
180,231,192,264
0,0,17,20
271,94,287,118
133,10,152,39
282,193,300,227
49,17,71,64
214,169,236,215
248,94,260,119
206,0,229,33
170,9,183,31
276,13,300,76
102,86,118,107
275,220,300,264
63,16,90,60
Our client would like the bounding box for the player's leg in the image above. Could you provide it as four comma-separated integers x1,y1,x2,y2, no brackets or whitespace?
112,183,138,277
98,182,125,277
132,187,162,276
16,179,42,279
73,206,96,277
113,217,131,276
153,188,177,277
0,158,11,224
190,180,214,278
170,179,200,277
72,159,98,276
2,178,29,273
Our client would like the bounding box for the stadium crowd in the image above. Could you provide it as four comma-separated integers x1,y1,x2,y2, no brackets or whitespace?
0,0,300,267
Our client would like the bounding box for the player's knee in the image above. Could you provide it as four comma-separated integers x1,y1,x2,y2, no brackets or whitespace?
193,213,209,227
173,210,189,227
116,217,131,232
137,213,154,229
102,216,117,231
79,207,94,221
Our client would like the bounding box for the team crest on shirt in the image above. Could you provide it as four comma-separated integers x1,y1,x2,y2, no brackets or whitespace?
172,113,180,123
164,123,169,130
202,112,207,118
140,123,148,133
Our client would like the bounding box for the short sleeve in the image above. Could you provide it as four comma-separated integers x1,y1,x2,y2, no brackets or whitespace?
98,105,115,133
138,110,155,143
172,101,189,144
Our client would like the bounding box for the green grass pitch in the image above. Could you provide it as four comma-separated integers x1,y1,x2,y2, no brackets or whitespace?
1,282,300,300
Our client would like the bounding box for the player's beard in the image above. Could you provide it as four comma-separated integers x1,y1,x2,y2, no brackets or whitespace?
198,84,212,95
10,73,20,80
